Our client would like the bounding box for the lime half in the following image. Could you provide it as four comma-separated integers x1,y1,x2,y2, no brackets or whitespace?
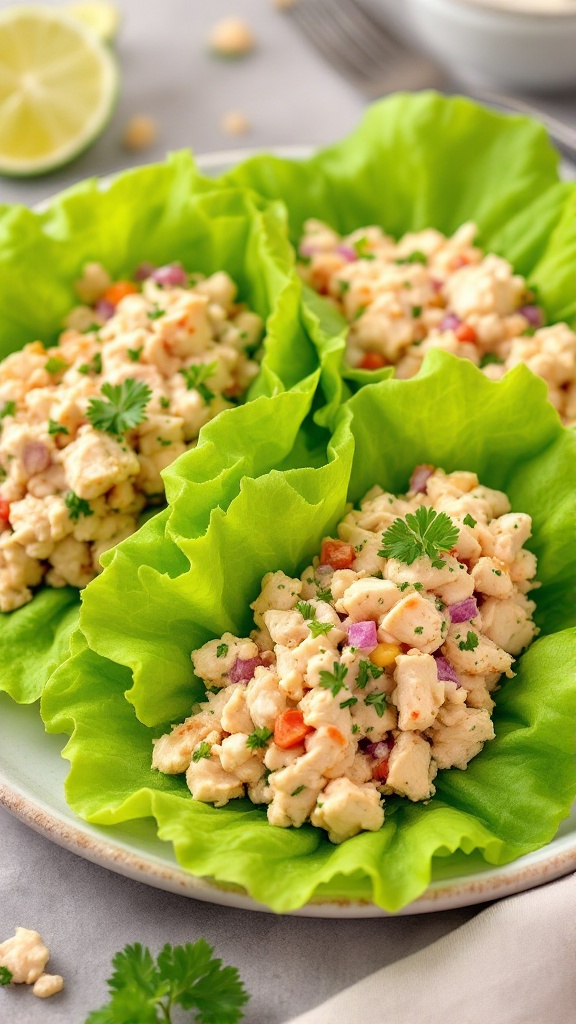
0,5,118,177
66,1,120,44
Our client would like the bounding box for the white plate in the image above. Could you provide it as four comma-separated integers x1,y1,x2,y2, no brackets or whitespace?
0,146,574,918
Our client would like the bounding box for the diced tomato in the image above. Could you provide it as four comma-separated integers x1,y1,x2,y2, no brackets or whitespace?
320,538,355,570
359,352,386,371
102,281,138,307
274,709,313,750
455,323,477,344
0,498,10,524
372,759,389,782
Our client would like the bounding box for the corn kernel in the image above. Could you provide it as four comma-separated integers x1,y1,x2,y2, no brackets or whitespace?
370,642,401,668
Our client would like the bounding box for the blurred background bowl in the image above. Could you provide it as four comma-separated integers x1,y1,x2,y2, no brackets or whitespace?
403,0,576,91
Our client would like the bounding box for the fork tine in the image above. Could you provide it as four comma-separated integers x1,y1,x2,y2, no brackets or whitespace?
329,0,400,69
291,1,375,83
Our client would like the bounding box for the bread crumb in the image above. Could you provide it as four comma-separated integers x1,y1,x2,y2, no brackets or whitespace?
33,974,64,999
221,111,250,136
209,17,255,56
123,115,157,151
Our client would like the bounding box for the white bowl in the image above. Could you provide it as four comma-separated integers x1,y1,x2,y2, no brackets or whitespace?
405,0,576,91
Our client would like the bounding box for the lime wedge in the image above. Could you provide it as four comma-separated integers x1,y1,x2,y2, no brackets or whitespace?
66,1,120,44
0,5,119,177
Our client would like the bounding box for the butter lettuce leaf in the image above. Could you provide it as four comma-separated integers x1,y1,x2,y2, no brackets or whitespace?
42,354,576,912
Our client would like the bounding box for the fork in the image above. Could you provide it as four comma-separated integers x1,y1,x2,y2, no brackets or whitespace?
287,0,576,162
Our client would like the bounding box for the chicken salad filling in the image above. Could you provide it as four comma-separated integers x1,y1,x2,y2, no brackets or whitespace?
153,466,539,844
0,261,262,612
299,219,576,425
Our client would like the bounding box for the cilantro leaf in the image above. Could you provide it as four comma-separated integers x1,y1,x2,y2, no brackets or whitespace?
308,619,334,639
364,691,388,717
319,662,348,697
216,643,229,658
78,352,102,376
86,940,248,1024
0,400,15,419
395,250,427,265
65,490,93,522
0,966,12,986
48,418,69,436
458,631,479,651
179,362,218,404
45,356,68,375
127,347,143,362
379,506,459,568
246,727,273,750
192,741,211,763
316,585,333,603
87,379,152,435
463,513,477,528
356,660,384,689
296,600,314,620
339,696,358,709
147,306,165,320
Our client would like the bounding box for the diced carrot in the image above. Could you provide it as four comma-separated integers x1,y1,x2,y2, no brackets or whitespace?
372,759,389,782
359,352,387,371
455,323,477,344
320,538,355,570
102,281,138,306
274,709,313,750
0,498,10,523
326,726,347,747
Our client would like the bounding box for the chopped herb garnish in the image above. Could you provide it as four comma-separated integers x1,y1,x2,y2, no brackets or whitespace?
156,437,172,447
192,741,211,763
413,582,424,592
339,279,351,294
414,626,424,635
296,600,314,620
395,250,427,265
319,661,348,697
379,506,459,569
351,724,360,735
353,236,375,260
147,306,165,320
309,619,334,639
412,305,422,318
364,691,388,717
48,418,68,436
246,727,273,750
81,322,102,334
216,643,229,658
357,659,384,689
493,569,502,576
339,696,358,709
291,785,306,797
87,378,152,435
479,352,505,368
179,362,217,404
0,400,15,419
0,966,12,986
352,306,366,321
316,586,333,603
45,356,68,375
65,490,93,521
78,352,102,375
398,581,411,592
160,396,170,409
127,346,143,362
463,513,477,528
458,631,479,652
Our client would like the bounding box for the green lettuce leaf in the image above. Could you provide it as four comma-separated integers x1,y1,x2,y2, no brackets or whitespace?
0,153,331,703
41,353,576,912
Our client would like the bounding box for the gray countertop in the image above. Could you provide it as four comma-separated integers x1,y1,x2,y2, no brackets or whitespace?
0,2,574,1021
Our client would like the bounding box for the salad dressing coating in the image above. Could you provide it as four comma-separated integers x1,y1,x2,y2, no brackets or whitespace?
299,219,576,424
0,262,262,611
154,467,539,844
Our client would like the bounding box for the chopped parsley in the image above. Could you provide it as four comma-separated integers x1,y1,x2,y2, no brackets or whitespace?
379,506,459,569
463,513,477,528
414,626,424,635
338,279,351,294
316,585,333,603
479,352,505,368
339,696,358,709
246,727,273,750
87,378,152,435
0,966,12,986
458,631,479,652
192,741,211,763
48,418,69,436
296,600,314,620
147,306,165,320
353,236,375,260
291,785,306,797
398,581,411,592
45,356,68,375
493,569,502,576
319,661,348,697
127,346,143,362
356,659,384,689
0,400,15,419
81,322,101,335
156,437,172,447
309,619,334,639
216,643,229,658
78,352,102,376
364,691,388,717
179,362,217,404
160,396,170,409
412,305,422,318
65,490,93,521
395,250,427,265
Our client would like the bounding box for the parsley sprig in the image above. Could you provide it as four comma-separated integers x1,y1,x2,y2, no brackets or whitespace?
246,727,273,750
319,662,348,697
179,362,218,404
85,940,248,1024
87,379,152,436
379,506,459,569
458,631,479,652
192,742,211,763
65,490,93,522
365,692,388,717
356,660,384,689
0,966,12,986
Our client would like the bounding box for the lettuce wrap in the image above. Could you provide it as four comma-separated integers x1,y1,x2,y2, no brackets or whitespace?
0,153,343,703
41,352,576,913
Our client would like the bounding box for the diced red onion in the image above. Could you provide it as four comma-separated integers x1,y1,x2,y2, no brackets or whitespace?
22,442,51,475
348,620,377,651
152,262,188,288
316,564,332,577
439,313,462,332
95,298,114,320
336,244,357,262
519,304,543,328
430,278,443,293
409,464,434,494
229,656,262,683
448,597,478,623
134,261,155,281
364,740,391,759
434,655,460,686
299,241,320,259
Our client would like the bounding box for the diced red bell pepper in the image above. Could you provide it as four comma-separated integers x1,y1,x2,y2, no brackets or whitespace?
320,539,356,570
274,709,313,750
359,352,386,371
455,323,477,344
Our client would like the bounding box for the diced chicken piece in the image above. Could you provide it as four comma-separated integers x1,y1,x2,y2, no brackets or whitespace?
263,608,309,648
444,623,513,676
0,928,49,984
380,592,444,654
152,713,222,774
192,632,259,686
471,556,514,599
350,684,397,739
60,426,140,500
75,262,111,304
433,565,475,605
33,974,64,999
509,548,538,584
245,666,287,729
335,578,401,621
186,756,244,807
8,494,73,554
481,595,538,656
217,734,264,784
264,743,304,771
310,778,384,844
220,685,254,735
268,778,326,829
460,673,495,712
300,686,352,732
251,571,302,629
484,513,532,563
392,651,444,731
45,536,94,589
248,776,273,805
385,552,460,590
444,254,524,319
430,706,495,769
386,732,437,801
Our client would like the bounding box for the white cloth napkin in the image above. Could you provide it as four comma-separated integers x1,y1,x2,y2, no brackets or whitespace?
286,874,576,1024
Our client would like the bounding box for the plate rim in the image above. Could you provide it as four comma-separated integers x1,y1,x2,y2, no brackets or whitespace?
0,143,574,918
